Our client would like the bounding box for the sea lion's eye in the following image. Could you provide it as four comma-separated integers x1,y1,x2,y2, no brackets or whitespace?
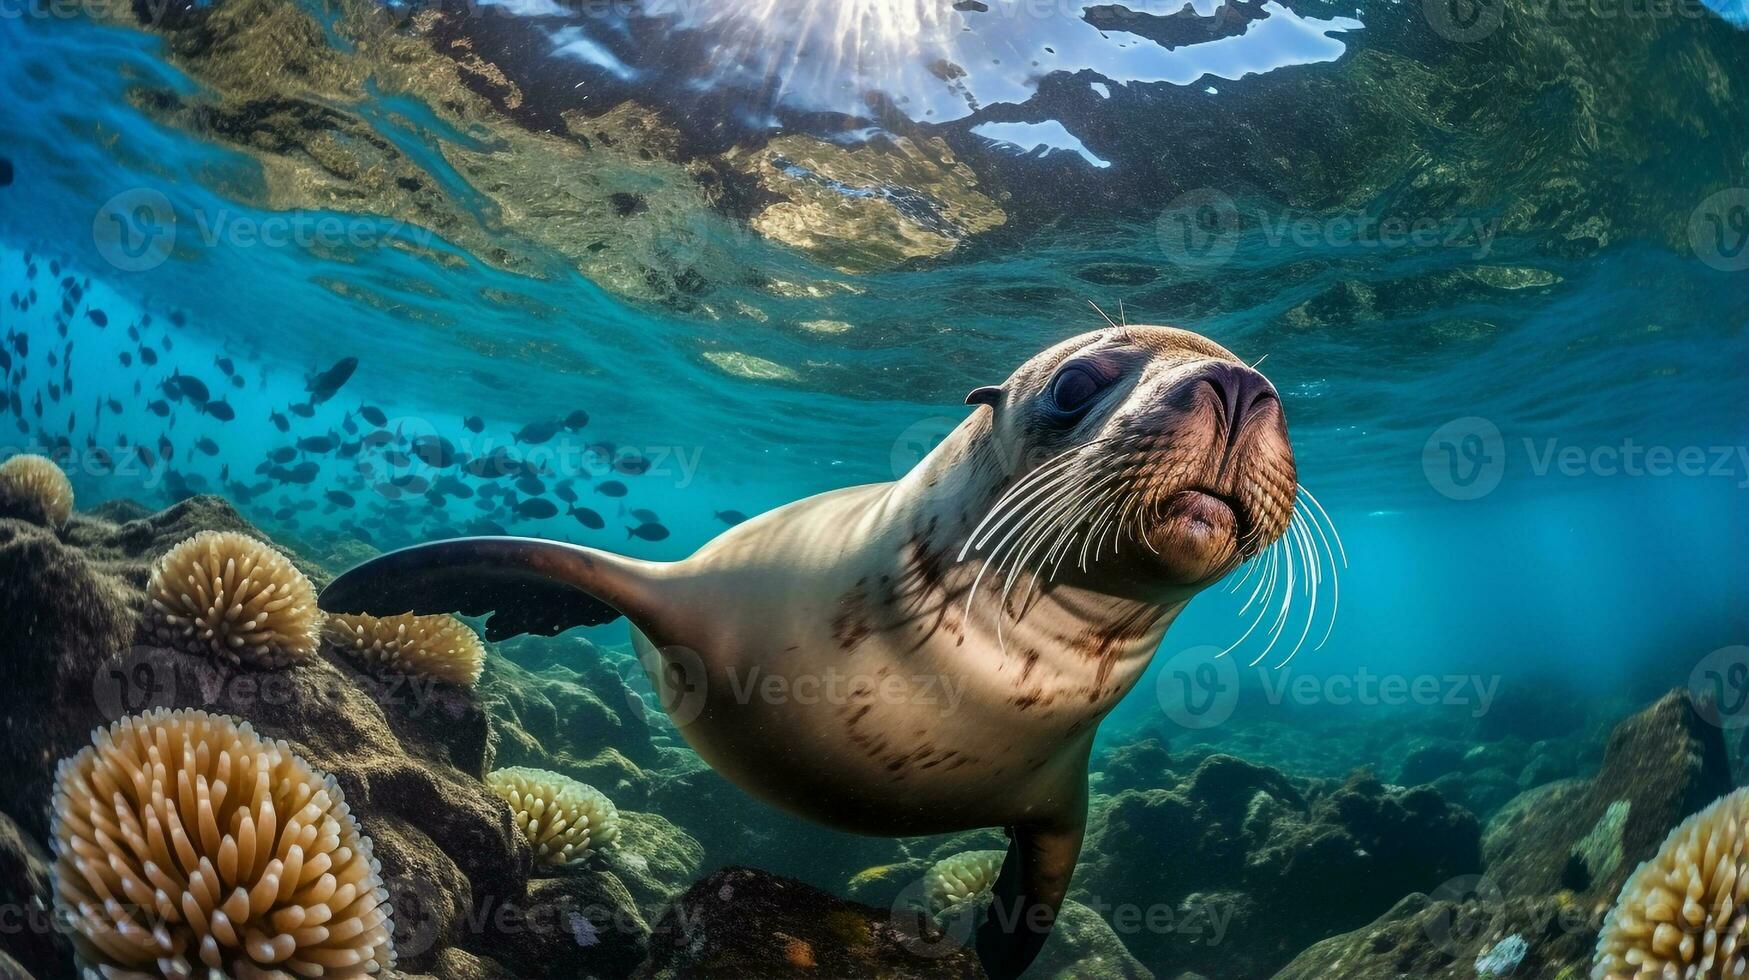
1049,365,1103,414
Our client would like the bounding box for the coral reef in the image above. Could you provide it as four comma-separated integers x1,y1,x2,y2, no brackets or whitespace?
1275,691,1735,979
0,454,73,527
1075,755,1480,977
1594,787,1749,979
327,611,486,687
51,707,397,976
486,766,621,869
145,529,322,668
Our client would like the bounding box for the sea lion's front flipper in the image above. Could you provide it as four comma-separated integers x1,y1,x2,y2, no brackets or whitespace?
975,814,1087,979
319,536,658,641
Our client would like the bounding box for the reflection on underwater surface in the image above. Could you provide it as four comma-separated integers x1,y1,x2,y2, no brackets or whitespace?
0,0,1745,976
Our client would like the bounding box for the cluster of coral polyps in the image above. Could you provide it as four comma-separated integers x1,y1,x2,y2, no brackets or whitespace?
50,707,397,977
1594,787,1749,979
0,453,74,527
325,611,486,687
486,766,621,869
145,530,323,668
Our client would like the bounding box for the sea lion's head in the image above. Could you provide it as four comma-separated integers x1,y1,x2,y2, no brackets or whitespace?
962,325,1296,601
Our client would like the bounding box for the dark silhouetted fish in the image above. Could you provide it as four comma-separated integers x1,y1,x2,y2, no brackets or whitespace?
269,411,290,433
627,522,670,541
412,435,458,468
564,410,590,430
306,357,358,404
148,400,170,417
194,438,219,456
325,491,356,509
296,435,338,454
715,510,749,525
514,420,561,445
553,482,578,504
596,480,627,498
627,507,660,525
118,352,132,368
515,474,546,495
358,405,387,427
273,462,320,484
267,447,298,464
215,356,234,376
86,309,107,327
568,506,604,529
139,347,157,366
514,497,559,520
201,400,235,422
463,416,484,433
289,402,315,418
614,454,651,476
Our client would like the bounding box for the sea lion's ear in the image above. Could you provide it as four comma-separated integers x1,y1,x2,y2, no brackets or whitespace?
965,386,1002,408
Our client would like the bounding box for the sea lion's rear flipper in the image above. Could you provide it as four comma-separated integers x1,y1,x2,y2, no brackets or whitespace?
319,536,656,641
975,816,1087,979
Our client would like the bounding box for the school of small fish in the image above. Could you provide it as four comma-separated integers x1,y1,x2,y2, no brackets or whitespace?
3,250,754,550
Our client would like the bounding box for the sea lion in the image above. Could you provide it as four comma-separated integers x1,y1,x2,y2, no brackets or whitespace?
320,324,1299,977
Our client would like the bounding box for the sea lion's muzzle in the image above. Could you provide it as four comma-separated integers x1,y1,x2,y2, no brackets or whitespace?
1121,359,1297,585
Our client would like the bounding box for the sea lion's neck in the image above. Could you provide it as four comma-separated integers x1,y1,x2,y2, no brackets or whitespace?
882,419,1185,686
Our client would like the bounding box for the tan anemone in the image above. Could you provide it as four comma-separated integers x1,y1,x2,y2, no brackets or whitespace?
50,707,396,978
485,767,620,868
1594,787,1749,979
923,849,1007,916
0,452,74,526
146,531,321,668
324,612,485,687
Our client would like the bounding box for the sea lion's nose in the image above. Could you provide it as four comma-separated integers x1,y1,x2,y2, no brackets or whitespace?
1197,362,1277,439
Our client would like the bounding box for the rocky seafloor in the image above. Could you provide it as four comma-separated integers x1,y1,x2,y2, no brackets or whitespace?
0,487,1740,979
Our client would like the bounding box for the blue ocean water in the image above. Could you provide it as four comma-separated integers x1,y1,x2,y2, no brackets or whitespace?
0,0,1742,752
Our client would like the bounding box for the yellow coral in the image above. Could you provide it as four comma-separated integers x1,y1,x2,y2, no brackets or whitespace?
325,612,485,687
146,531,322,668
51,707,396,977
923,850,1006,915
485,767,619,868
0,453,74,526
1594,787,1749,979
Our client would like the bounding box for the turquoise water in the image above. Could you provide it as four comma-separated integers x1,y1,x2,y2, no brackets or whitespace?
5,3,1744,700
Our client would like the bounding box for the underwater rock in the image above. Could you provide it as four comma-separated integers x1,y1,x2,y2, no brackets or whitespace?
603,810,706,914
1481,689,1730,902
636,866,981,978
1031,899,1154,980
0,519,135,843
0,811,67,979
1272,889,1595,980
479,655,659,805
463,873,650,980
1092,735,1175,796
1399,738,1469,786
1076,760,1479,978
0,495,577,975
